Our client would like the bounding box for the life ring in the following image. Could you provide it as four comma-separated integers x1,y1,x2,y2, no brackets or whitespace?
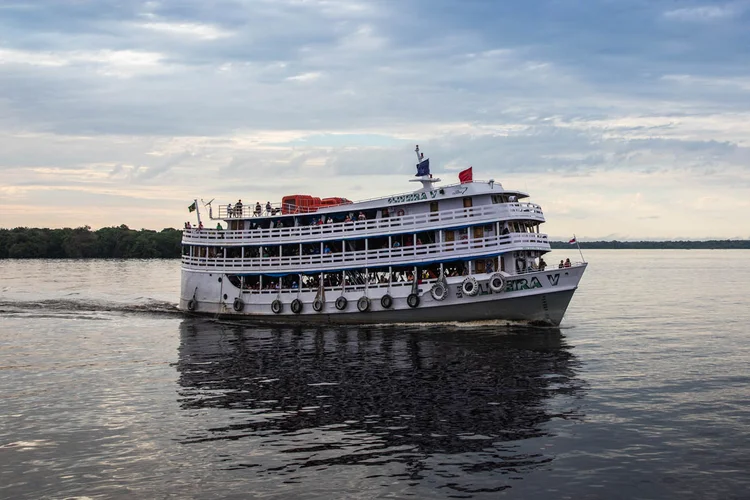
489,273,506,293
462,276,479,296
271,299,282,314
313,298,324,312
407,293,420,308
396,209,405,217
291,298,303,314
430,282,447,301
233,297,244,312
187,299,196,312
381,294,393,309
335,296,348,311
357,296,370,312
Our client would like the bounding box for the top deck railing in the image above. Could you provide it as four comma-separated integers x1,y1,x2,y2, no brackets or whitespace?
215,180,512,219
184,202,544,245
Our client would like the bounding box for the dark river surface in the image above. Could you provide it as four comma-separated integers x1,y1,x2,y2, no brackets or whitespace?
1,250,749,499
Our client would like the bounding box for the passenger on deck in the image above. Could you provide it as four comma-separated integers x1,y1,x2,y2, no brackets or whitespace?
539,257,547,271
254,202,262,216
226,203,233,217
235,200,243,217
559,260,564,269
344,214,352,223
358,212,366,221
198,221,204,230
323,245,332,254
216,223,223,230
564,258,571,268
327,217,333,224
266,201,272,215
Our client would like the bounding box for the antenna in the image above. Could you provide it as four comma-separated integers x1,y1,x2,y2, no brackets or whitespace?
415,145,421,162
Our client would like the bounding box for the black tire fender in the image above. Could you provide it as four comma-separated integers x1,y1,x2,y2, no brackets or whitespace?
357,296,370,312
335,296,348,311
271,299,283,314
407,293,420,308
380,294,393,309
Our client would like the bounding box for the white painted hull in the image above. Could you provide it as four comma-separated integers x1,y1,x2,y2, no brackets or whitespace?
179,264,586,326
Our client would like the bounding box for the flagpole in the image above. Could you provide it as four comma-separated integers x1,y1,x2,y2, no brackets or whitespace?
575,233,585,263
194,198,202,226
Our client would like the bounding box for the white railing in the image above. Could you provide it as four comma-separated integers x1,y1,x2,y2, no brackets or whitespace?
215,180,514,218
181,232,550,273
184,203,544,245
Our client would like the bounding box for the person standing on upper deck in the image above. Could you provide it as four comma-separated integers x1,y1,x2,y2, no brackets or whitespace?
266,201,272,215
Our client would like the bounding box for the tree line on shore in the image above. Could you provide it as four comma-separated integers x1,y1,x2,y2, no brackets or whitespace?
0,226,181,259
0,226,748,259
549,240,750,249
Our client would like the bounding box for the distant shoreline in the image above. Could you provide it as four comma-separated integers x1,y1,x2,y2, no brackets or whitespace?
0,226,748,259
549,240,750,250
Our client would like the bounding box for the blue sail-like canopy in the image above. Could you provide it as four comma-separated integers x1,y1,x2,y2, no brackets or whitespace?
415,158,430,176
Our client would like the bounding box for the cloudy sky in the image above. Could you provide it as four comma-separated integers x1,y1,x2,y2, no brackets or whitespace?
1,0,749,239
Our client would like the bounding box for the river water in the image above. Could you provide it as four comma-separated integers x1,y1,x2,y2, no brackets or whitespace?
1,251,749,499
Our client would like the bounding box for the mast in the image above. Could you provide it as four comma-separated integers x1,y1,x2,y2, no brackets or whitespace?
194,198,202,226
410,144,441,190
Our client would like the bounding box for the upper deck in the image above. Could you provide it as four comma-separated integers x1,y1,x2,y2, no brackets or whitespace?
212,180,530,220
183,201,545,246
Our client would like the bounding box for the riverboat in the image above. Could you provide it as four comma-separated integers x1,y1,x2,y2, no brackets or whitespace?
179,146,586,325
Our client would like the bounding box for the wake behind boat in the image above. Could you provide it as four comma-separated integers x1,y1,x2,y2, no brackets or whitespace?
179,146,586,325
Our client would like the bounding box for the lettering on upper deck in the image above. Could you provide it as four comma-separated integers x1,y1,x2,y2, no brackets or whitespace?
388,191,431,204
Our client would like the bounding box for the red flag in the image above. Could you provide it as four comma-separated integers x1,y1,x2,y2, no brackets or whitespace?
458,167,473,184
569,237,577,244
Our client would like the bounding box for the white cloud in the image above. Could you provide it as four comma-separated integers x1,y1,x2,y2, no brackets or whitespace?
0,47,168,77
137,21,234,40
285,71,323,82
663,4,739,21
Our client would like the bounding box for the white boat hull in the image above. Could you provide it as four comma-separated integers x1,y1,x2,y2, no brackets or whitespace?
179,264,586,326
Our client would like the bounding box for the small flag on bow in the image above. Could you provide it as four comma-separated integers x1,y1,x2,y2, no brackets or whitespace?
569,237,576,244
459,167,473,184
188,202,197,212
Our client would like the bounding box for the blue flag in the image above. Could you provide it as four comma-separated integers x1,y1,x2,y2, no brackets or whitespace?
415,158,430,176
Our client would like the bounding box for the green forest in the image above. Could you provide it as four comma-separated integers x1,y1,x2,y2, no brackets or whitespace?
0,226,182,259
0,226,748,259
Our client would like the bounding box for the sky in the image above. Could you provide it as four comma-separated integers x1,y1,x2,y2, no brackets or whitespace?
1,0,749,240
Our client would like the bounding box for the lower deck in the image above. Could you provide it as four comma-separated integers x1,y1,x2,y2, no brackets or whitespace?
180,264,587,326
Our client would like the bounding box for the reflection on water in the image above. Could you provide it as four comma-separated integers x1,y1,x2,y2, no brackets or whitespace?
176,319,584,493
